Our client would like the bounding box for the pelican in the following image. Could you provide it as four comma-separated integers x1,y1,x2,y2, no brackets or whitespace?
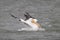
18,12,45,31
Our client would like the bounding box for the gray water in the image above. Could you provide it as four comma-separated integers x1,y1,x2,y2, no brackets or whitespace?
0,0,60,40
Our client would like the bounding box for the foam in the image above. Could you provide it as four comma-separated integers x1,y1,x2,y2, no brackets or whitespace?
17,28,45,31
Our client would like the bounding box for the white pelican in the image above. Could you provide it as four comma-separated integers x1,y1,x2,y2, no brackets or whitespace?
18,12,45,31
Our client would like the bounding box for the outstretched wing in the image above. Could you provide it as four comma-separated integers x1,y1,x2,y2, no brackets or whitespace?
25,12,33,18
24,12,35,20
9,13,21,21
9,13,17,19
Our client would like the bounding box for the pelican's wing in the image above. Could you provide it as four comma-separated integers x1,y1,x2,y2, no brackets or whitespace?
9,13,17,19
9,13,21,21
24,14,29,20
25,12,35,18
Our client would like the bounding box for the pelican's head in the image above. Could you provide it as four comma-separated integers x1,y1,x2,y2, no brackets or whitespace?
31,19,38,23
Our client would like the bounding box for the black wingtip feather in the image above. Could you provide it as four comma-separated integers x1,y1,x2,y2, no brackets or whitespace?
9,13,17,19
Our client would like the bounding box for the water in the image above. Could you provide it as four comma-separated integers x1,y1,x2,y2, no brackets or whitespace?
0,30,60,40
0,0,60,40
